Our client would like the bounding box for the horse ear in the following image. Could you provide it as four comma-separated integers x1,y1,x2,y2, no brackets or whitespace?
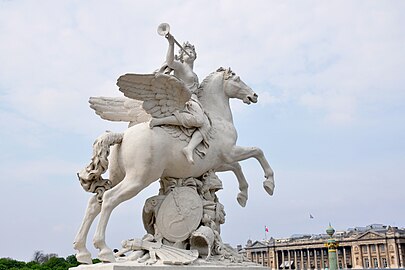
217,67,225,72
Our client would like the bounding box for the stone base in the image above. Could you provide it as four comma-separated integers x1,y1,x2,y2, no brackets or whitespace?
70,260,266,270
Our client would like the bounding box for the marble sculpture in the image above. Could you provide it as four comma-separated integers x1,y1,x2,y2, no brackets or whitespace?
73,23,275,267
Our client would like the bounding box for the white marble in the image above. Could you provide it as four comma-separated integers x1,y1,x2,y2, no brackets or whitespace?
73,23,275,267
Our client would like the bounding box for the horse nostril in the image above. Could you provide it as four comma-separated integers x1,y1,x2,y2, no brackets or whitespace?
253,93,258,98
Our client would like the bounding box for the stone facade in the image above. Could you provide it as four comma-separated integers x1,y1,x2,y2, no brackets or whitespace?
244,224,405,269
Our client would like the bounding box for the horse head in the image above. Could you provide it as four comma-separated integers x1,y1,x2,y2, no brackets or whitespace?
221,67,258,104
197,67,258,121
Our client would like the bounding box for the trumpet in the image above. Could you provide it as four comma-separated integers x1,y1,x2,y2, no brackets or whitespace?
157,23,191,57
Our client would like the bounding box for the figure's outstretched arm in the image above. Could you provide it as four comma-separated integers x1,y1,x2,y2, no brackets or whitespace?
166,34,182,71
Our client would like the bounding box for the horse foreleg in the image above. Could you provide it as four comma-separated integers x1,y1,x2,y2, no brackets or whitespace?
93,176,151,263
216,162,249,207
222,146,275,196
73,195,101,264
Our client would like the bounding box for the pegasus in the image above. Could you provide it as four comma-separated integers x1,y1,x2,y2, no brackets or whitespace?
73,67,275,263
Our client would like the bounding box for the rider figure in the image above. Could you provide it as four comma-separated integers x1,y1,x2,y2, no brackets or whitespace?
150,34,210,164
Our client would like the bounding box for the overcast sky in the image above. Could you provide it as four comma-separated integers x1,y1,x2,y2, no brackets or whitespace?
1,0,405,262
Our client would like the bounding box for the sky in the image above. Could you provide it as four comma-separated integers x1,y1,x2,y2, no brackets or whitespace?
1,0,405,262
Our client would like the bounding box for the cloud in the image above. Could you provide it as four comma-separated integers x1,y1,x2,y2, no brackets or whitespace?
1,0,405,261
2,1,405,130
299,92,357,125
3,158,81,183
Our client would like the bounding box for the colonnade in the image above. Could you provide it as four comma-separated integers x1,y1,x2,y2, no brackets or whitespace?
247,242,404,269
355,243,404,269
275,247,332,270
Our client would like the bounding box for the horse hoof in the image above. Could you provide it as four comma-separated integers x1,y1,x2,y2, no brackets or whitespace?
237,193,247,207
76,252,93,265
263,179,274,196
98,249,116,263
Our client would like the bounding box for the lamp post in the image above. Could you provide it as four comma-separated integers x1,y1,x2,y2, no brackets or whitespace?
325,224,339,270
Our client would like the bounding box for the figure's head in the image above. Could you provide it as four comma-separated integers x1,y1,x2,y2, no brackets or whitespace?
177,41,197,63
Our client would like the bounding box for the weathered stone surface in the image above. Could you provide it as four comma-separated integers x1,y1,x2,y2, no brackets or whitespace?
156,187,203,242
72,23,275,267
70,260,266,270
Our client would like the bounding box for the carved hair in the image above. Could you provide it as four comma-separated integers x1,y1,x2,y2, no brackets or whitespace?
176,41,197,62
196,67,235,99
77,131,123,203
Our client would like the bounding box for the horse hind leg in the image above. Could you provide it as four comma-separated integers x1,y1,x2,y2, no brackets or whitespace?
92,173,156,262
73,195,101,264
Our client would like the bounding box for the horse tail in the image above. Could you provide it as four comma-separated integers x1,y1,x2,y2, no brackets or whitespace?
77,131,123,203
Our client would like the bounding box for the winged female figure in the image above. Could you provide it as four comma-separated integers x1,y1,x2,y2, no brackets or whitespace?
150,35,210,164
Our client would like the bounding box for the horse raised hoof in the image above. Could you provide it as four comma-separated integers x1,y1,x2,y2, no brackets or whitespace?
76,251,93,265
237,192,247,207
98,248,116,263
263,179,275,196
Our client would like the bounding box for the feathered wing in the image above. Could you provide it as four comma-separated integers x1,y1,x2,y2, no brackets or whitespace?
89,96,151,127
117,73,191,118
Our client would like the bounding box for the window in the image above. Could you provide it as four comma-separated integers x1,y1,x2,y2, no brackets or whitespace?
373,258,378,268
380,245,385,252
382,258,388,268
362,246,368,253
371,245,376,252
364,258,370,268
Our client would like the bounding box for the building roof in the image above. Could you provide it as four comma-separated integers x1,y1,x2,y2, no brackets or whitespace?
244,224,405,248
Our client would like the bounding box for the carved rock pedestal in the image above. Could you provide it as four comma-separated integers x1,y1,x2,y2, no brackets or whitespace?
71,173,266,269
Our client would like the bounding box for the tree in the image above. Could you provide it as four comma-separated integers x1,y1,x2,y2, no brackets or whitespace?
0,257,26,270
0,253,80,269
32,251,45,264
31,251,57,264
65,255,78,266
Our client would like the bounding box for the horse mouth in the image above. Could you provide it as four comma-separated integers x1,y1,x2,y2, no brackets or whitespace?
244,94,258,104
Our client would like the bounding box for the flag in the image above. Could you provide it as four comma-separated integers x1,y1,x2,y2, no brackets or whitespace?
265,226,269,233
310,214,314,219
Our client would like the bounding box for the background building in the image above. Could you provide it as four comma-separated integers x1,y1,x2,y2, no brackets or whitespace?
244,224,405,269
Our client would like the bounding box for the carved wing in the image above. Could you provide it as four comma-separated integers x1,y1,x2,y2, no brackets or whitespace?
89,96,151,127
117,73,191,118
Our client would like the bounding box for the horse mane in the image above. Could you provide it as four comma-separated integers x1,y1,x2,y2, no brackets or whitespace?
196,67,230,99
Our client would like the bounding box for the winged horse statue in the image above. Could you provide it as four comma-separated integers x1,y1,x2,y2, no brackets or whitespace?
73,67,275,263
